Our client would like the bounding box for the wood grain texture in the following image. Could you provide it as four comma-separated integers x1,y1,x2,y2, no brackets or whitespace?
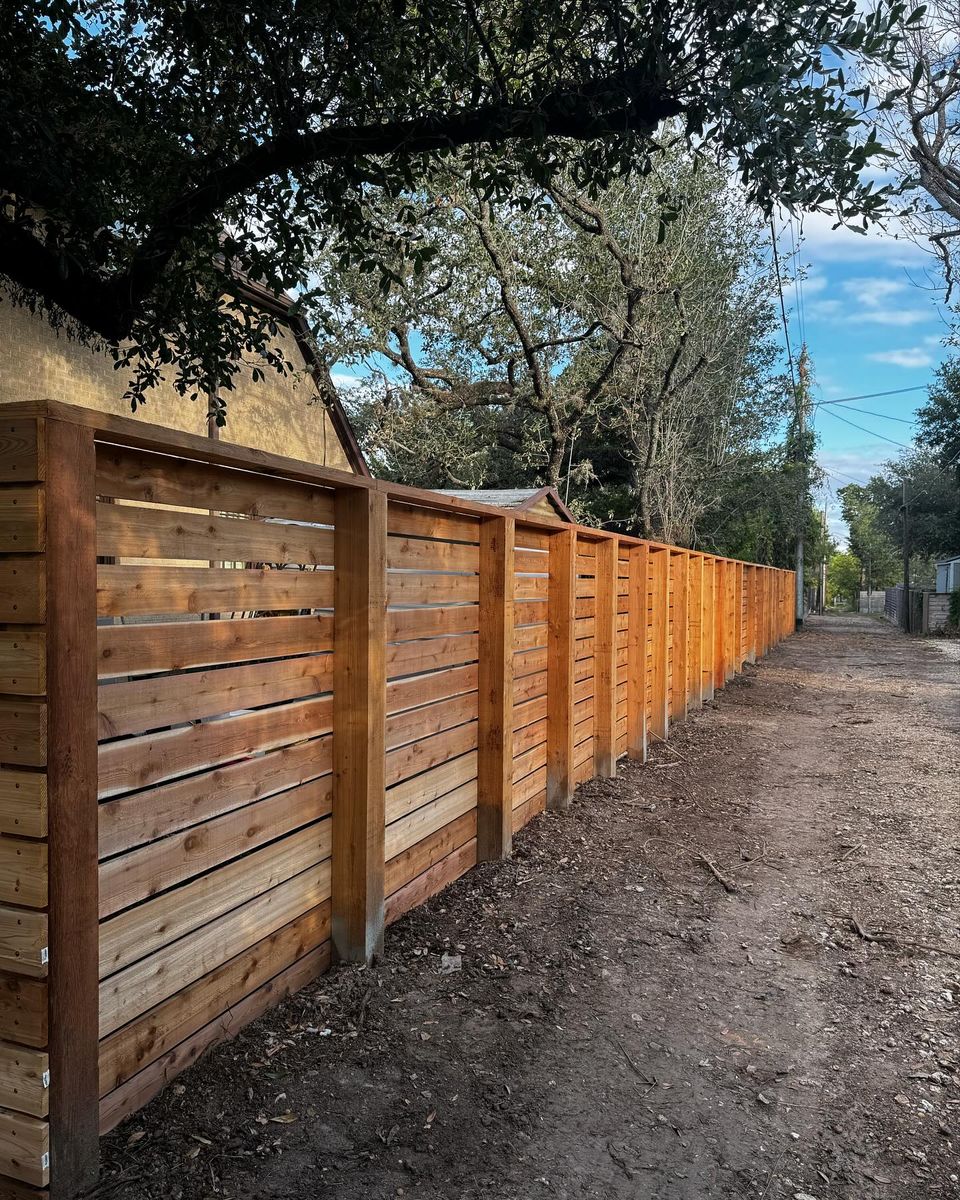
0,560,44,625
476,517,514,862
97,563,334,618
648,549,669,742
0,909,46,978
671,552,689,721
0,840,46,909
0,421,44,485
332,488,386,964
0,635,45,697
0,490,44,556
592,537,617,778
0,1107,48,1188
44,418,99,1195
0,1043,49,1118
625,545,648,762
0,703,45,769
0,975,47,1050
546,529,575,811
99,927,331,1135
97,612,332,679
96,501,334,566
95,445,336,525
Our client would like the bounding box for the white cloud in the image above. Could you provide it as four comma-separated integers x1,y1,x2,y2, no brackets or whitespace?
799,209,928,269
331,372,361,390
868,347,935,369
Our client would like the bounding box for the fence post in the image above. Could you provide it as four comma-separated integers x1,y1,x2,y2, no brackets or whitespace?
593,537,618,778
332,487,386,964
546,529,575,811
687,554,703,707
477,515,514,861
713,560,726,690
672,551,689,720
626,544,648,761
0,411,100,1197
46,418,100,1198
649,548,669,742
701,558,715,702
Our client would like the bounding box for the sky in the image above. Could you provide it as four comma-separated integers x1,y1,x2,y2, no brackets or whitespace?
780,210,953,544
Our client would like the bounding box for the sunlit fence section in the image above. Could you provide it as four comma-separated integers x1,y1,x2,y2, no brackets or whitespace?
0,399,795,1199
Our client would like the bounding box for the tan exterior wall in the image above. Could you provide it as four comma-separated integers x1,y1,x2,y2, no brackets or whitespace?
526,496,563,519
0,294,354,471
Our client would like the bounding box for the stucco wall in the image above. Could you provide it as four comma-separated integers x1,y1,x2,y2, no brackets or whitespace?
0,293,354,471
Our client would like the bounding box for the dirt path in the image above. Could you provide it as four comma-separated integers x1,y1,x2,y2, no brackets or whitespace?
95,614,960,1200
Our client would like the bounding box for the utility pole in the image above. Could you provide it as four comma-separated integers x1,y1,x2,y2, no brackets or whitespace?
900,478,910,632
794,348,811,627
820,503,827,613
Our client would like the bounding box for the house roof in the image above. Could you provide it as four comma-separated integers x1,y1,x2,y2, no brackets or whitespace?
434,486,574,521
230,273,370,477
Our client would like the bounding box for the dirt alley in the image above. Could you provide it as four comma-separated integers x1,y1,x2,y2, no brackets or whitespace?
94,613,960,1200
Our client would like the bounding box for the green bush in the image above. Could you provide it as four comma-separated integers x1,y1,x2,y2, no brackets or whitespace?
950,589,960,629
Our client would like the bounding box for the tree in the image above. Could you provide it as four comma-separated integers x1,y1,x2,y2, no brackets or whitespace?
827,551,862,608
837,484,901,589
840,448,960,586
917,360,960,478
2,1,914,411
862,2,960,293
323,146,786,542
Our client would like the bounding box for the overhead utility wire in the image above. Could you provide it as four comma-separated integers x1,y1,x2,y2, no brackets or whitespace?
832,404,916,424
817,385,928,407
818,405,913,449
769,216,798,401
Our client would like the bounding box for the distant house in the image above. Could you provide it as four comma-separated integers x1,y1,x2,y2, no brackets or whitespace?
0,274,368,474
935,554,960,594
434,486,574,522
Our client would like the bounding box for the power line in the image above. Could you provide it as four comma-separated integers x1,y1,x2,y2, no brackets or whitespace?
818,405,913,449
817,385,929,407
769,215,798,401
832,404,916,425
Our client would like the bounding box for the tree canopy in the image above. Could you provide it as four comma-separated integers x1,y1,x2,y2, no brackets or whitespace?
2,0,916,412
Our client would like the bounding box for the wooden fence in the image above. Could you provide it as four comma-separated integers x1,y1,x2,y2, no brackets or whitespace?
0,399,795,1198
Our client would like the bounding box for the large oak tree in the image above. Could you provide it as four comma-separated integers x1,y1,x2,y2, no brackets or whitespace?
2,1,914,411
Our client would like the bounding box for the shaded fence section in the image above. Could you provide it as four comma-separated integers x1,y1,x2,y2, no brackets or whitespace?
0,400,795,1198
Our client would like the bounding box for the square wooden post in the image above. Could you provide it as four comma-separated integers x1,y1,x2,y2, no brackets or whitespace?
546,528,575,811
649,548,669,742
477,515,514,860
46,418,100,1198
724,562,736,682
713,559,726,691
735,561,745,672
701,558,715,702
0,411,101,1197
593,536,617,779
687,554,703,707
626,543,648,761
332,487,386,964
671,551,689,720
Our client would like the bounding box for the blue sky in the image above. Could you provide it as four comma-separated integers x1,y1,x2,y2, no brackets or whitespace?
781,210,953,542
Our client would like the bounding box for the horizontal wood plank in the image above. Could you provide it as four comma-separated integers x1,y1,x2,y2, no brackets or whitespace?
0,560,44,625
0,635,44,697
0,840,46,909
0,704,45,770
96,502,335,566
97,696,332,798
96,446,335,524
0,490,44,555
0,908,47,978
99,923,330,1131
0,1045,49,1118
0,1107,48,1187
97,564,334,617
99,778,332,919
0,975,46,1050
99,864,331,1037
97,612,332,678
98,653,332,739
0,422,44,485
100,824,331,977
0,775,45,842
98,735,331,859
